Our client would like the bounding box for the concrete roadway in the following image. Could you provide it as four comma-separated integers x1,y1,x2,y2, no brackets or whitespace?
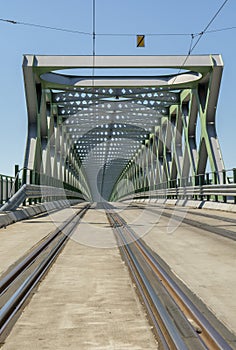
118,201,236,335
0,204,158,350
0,202,236,349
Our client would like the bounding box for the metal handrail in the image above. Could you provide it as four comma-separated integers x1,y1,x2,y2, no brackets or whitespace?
0,174,16,206
0,184,84,211
118,183,236,204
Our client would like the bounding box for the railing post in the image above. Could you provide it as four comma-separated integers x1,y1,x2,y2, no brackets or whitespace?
194,175,199,200
175,180,178,199
206,173,210,201
233,168,236,204
35,171,41,203
199,174,204,201
22,168,27,206
14,164,19,194
172,179,175,199
22,168,27,185
10,177,13,198
222,170,227,203
6,176,9,203
35,171,39,185
37,171,42,203
29,170,33,205
176,178,180,200
168,180,171,199
214,172,218,202
0,175,3,205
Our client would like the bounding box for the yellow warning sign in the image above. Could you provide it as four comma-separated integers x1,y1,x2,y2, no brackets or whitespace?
137,35,145,47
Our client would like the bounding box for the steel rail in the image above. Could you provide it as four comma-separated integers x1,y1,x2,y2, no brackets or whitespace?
0,204,89,295
0,204,89,341
106,208,234,350
119,243,170,350
125,224,232,350
111,216,189,350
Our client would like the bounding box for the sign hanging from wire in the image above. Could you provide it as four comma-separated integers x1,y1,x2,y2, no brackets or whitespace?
136,35,145,47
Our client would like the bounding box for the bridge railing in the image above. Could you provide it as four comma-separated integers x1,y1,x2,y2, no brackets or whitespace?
21,168,83,205
117,168,236,204
0,173,20,206
0,166,85,211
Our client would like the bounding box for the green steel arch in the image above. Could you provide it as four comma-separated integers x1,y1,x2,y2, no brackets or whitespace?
22,55,224,202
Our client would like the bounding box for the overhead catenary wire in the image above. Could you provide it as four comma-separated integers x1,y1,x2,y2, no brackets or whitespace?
189,0,230,54
170,0,230,86
205,25,236,33
92,0,96,56
0,18,91,35
0,1,230,90
0,15,235,39
0,18,198,37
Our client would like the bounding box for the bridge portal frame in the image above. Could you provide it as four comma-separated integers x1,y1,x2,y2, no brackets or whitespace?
22,55,224,202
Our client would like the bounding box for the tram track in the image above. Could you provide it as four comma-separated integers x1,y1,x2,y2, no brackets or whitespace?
0,203,90,345
1,201,235,349
105,204,236,350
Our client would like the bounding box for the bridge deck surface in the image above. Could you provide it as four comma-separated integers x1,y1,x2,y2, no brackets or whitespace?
0,203,86,278
118,201,236,335
1,205,158,350
0,203,236,348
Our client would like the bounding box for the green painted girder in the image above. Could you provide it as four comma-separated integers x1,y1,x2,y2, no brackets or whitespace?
22,55,224,201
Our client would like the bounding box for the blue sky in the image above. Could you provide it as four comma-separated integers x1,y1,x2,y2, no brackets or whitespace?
0,0,235,175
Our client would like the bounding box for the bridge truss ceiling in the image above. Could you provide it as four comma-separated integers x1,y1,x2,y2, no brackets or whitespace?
22,55,224,201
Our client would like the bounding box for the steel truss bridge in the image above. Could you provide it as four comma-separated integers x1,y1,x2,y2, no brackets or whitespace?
2,54,236,210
